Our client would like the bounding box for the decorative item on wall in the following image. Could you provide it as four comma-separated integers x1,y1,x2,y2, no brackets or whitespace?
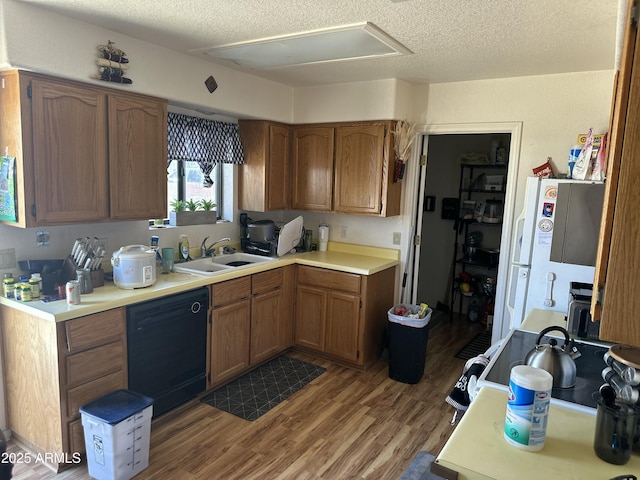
392,120,418,183
204,75,218,93
92,40,132,84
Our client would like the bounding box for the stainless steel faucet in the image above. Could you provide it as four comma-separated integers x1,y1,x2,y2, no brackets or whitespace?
201,237,231,257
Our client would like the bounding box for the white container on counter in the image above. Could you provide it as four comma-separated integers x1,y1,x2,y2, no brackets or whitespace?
319,224,329,252
504,365,553,451
111,245,157,289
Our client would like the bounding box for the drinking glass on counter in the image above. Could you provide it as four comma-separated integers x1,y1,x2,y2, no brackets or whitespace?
161,248,174,274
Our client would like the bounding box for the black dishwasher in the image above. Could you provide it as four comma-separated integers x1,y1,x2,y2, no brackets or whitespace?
127,287,209,417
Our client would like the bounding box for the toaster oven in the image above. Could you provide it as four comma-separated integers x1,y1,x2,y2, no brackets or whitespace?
567,282,600,340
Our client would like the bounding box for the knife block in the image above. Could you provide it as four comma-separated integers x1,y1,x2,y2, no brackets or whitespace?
59,256,79,286
90,268,104,288
60,256,105,288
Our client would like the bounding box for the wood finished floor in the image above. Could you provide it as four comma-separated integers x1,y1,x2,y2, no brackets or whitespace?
8,314,484,479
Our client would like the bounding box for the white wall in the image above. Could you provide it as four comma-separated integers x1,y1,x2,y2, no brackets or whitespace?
415,71,614,219
293,78,415,123
0,1,7,69
1,0,293,122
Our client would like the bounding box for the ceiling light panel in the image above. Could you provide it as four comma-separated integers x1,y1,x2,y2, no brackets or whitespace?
195,22,412,70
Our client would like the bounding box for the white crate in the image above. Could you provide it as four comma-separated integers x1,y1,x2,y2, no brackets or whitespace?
80,391,153,480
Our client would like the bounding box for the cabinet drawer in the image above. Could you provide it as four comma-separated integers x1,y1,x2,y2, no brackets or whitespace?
64,308,125,353
67,370,125,419
212,276,251,307
297,265,361,294
66,340,125,388
252,268,283,295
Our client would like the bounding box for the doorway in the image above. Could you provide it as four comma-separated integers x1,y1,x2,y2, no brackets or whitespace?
407,122,523,343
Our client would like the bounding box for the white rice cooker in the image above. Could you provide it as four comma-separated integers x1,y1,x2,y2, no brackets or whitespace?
111,245,157,289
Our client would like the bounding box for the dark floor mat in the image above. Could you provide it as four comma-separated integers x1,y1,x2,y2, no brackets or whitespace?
201,356,326,421
454,331,492,360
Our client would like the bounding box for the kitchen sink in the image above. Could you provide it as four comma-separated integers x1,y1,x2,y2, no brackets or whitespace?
209,252,275,266
173,253,275,275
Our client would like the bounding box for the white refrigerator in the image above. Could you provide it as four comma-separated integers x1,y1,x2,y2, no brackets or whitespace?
505,177,604,329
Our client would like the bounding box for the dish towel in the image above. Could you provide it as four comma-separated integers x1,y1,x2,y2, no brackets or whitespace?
445,354,490,416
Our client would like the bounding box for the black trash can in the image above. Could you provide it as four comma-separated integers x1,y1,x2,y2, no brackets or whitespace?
388,305,432,384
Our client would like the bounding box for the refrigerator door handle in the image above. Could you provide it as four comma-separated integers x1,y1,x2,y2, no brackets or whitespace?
544,272,556,307
507,265,530,329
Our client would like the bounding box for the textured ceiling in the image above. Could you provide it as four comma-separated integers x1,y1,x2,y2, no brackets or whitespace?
18,0,621,87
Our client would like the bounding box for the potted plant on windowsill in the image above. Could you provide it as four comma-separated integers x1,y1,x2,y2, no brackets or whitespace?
169,199,217,226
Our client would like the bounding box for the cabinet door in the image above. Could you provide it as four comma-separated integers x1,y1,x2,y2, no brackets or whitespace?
238,120,290,212
292,126,334,211
251,289,283,364
325,291,361,363
108,93,167,220
595,6,640,346
211,300,251,384
267,124,290,210
334,124,385,215
294,285,327,351
31,78,109,223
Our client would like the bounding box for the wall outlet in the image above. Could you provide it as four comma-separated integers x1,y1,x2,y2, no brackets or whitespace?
36,230,50,246
0,248,16,269
341,226,348,238
393,232,401,245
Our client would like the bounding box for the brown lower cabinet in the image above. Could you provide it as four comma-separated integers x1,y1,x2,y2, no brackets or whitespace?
209,266,295,387
294,265,396,368
0,262,394,471
0,306,127,471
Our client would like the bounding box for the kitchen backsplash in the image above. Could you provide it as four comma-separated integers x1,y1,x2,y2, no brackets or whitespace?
0,211,403,278
0,220,237,277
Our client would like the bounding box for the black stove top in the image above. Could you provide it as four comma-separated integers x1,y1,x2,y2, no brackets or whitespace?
480,329,609,413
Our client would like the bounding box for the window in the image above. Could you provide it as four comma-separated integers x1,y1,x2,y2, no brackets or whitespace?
167,160,221,216
163,112,244,222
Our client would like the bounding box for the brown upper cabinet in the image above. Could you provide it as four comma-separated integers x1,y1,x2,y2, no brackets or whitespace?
333,123,398,215
0,70,167,227
293,121,401,217
238,120,291,212
591,3,640,347
239,119,401,217
291,126,335,211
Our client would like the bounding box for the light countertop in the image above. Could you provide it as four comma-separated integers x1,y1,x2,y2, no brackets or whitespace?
520,308,615,348
519,309,567,333
435,387,640,480
0,242,399,322
437,309,634,479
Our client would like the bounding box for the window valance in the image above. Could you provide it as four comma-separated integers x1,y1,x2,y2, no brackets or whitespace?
167,112,244,186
